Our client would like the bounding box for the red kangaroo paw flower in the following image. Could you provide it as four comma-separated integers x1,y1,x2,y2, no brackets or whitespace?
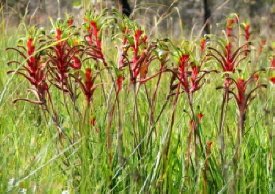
271,57,275,70
253,73,259,81
243,23,250,42
228,72,267,114
197,113,204,122
207,141,213,147
134,29,143,49
47,25,83,93
200,38,206,53
226,17,238,38
235,78,246,107
90,117,96,126
84,68,93,99
70,56,81,69
27,38,35,56
258,38,266,55
178,54,190,92
176,54,208,94
76,68,97,103
56,28,62,41
67,17,74,27
242,23,251,56
84,19,106,66
119,28,156,84
269,57,275,84
208,42,249,72
116,75,124,93
7,37,48,104
190,65,200,92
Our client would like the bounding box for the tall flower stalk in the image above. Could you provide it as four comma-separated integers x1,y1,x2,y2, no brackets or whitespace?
226,72,266,191
207,15,250,180
166,51,212,186
118,26,160,160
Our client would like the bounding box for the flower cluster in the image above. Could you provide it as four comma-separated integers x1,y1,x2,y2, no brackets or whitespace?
177,54,205,93
7,37,48,104
83,12,106,66
119,28,158,84
47,21,82,94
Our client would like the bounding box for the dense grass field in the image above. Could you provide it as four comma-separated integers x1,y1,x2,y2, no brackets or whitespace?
0,10,274,193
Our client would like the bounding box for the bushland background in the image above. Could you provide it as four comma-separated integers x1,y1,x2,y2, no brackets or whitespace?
1,0,274,38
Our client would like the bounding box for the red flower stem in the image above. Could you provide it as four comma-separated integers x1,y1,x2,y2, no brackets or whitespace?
219,77,229,181
96,63,107,104
187,93,200,167
106,95,117,165
116,90,124,167
145,91,172,149
146,66,164,147
105,76,124,165
46,92,78,170
48,91,74,145
132,82,142,160
150,65,164,124
232,106,245,192
185,91,206,183
161,84,180,180
61,81,74,124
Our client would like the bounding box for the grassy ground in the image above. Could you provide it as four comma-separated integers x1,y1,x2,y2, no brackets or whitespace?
0,11,274,193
